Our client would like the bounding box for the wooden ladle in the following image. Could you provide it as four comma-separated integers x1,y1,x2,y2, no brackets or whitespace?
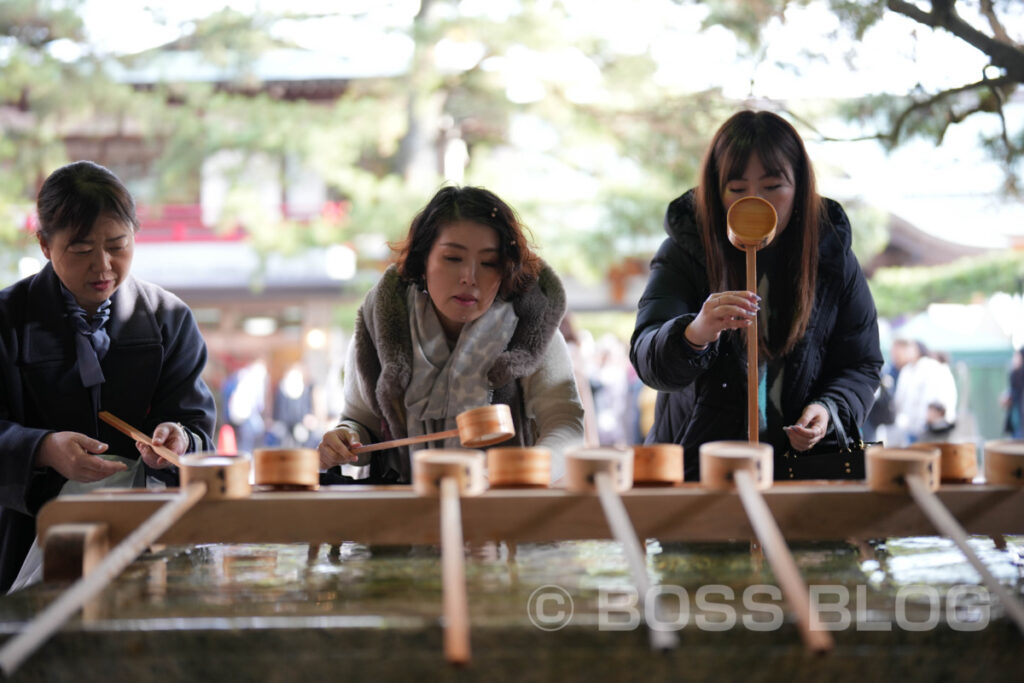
867,446,1024,637
984,439,1024,485
253,448,320,490
486,447,551,488
353,404,515,454
413,449,487,665
700,441,833,653
632,444,684,486
566,448,678,651
0,454,251,676
98,411,183,467
725,196,777,443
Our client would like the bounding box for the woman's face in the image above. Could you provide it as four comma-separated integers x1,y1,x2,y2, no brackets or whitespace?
424,220,503,341
38,214,135,315
722,152,796,234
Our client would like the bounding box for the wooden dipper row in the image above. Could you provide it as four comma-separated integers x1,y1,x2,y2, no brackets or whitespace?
725,196,777,444
866,445,1024,637
0,451,252,676
353,404,515,454
253,448,320,490
909,442,977,483
632,444,684,486
983,439,1024,485
180,453,253,499
565,448,677,651
486,447,551,488
412,449,487,666
699,441,833,653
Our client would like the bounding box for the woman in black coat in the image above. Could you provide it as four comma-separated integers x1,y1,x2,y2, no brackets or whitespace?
630,111,882,480
0,161,216,591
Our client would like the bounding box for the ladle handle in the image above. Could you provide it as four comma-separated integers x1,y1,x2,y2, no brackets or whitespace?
98,411,183,467
905,474,1024,637
593,472,678,651
352,428,460,454
733,470,834,653
440,476,471,664
745,247,759,443
0,481,208,677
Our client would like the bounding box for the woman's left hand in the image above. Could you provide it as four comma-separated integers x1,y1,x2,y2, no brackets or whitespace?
783,403,829,452
138,422,188,468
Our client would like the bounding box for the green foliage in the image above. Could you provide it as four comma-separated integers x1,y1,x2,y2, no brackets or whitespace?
699,0,789,54
826,0,887,40
570,310,638,343
4,0,1019,322
870,250,1024,318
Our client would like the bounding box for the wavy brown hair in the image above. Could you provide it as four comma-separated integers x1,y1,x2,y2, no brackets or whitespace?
393,185,542,299
694,110,822,358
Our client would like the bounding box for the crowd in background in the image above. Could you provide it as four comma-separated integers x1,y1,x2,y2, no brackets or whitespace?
209,332,1024,456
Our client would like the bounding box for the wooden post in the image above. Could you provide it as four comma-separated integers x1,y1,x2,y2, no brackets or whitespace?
440,476,471,665
42,523,110,583
905,474,1024,637
745,246,759,443
0,481,207,677
734,470,834,653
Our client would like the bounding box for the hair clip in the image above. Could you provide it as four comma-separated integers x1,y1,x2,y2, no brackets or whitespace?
490,206,498,217
509,240,516,246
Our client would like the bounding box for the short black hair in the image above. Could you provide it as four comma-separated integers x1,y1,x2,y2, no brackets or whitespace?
36,160,139,243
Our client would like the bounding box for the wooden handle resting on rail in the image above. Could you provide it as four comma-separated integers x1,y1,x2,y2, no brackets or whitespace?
98,411,182,467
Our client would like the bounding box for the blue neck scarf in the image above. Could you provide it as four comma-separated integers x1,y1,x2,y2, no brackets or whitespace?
61,286,112,389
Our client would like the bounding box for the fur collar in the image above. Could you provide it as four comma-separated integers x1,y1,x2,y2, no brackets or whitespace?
353,262,567,439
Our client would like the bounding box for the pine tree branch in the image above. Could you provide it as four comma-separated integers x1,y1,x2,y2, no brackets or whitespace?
979,0,1012,45
886,0,1024,81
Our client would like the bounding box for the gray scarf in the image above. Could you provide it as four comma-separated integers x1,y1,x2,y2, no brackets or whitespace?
404,287,517,447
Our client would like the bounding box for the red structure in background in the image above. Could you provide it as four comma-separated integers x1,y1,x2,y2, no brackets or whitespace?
132,201,350,243
135,205,245,243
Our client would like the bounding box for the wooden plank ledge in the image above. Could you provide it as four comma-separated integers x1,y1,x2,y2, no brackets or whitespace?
37,482,1024,548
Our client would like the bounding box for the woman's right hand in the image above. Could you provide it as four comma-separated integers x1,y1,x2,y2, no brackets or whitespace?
317,425,363,469
34,431,128,482
684,290,760,348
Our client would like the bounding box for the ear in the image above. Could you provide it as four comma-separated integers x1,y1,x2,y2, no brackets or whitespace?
36,231,52,260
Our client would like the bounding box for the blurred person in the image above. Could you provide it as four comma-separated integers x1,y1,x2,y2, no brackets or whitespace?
591,333,633,447
863,366,896,443
0,161,216,592
1002,347,1024,438
225,359,267,454
630,110,882,479
559,315,600,447
317,186,585,485
923,401,954,441
270,362,315,447
890,339,957,445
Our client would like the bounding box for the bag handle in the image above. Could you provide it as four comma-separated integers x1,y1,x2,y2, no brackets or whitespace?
818,397,853,453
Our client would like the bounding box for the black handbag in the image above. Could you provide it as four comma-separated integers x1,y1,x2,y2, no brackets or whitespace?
779,397,879,480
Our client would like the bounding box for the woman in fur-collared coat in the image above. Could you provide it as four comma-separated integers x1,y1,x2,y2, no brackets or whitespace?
318,186,585,485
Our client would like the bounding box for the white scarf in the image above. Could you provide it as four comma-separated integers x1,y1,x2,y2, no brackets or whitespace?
405,287,517,448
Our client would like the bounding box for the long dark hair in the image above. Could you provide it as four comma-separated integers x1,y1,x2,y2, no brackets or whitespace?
393,185,541,298
36,161,139,242
694,110,821,358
